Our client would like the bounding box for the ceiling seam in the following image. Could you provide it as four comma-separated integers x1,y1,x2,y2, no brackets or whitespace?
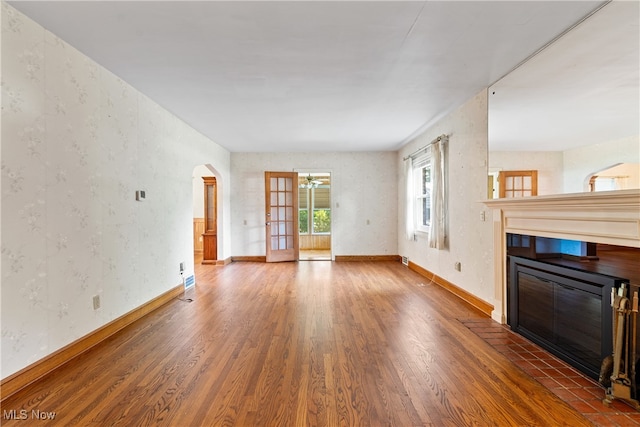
401,1,427,46
488,0,612,88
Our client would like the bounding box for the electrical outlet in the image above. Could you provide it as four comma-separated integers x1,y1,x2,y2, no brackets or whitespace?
93,295,101,310
179,262,185,273
455,262,462,272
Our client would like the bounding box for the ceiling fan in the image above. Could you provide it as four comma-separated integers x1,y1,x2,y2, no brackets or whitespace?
300,174,324,189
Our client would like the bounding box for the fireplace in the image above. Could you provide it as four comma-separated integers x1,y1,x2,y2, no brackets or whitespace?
484,190,640,379
483,189,640,324
509,255,625,379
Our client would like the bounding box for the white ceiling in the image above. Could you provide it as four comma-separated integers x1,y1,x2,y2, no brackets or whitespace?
9,1,635,153
489,0,640,152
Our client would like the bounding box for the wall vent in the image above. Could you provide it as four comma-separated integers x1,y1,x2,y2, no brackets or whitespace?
185,275,195,289
401,256,409,266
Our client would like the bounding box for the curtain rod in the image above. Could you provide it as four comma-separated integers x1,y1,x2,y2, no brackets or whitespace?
403,134,448,161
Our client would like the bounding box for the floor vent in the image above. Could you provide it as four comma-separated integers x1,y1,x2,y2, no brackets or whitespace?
401,256,409,266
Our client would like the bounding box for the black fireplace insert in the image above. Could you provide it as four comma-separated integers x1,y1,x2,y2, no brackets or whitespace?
509,256,626,379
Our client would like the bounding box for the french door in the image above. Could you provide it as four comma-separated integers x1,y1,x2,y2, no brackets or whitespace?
498,170,538,198
265,171,299,262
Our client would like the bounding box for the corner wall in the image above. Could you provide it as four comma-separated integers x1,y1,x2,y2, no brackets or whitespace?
1,3,231,378
397,90,494,307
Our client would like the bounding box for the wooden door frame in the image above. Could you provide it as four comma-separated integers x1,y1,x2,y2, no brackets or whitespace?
265,171,299,262
498,170,538,198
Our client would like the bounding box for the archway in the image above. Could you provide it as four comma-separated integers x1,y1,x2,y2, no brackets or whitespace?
192,164,223,265
586,163,640,192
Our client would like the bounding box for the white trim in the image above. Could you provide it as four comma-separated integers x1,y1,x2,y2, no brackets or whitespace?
483,189,640,324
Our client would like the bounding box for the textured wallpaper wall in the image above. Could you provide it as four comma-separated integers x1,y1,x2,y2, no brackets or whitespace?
230,151,398,258
397,90,494,306
1,4,231,378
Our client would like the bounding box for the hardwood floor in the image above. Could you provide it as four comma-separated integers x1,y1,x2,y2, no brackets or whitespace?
1,261,593,426
299,249,331,260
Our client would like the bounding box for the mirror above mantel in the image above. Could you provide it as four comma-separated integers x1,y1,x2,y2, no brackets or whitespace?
488,0,639,197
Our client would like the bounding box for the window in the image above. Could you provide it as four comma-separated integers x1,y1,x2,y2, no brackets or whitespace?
299,187,309,233
413,156,432,233
312,186,331,233
299,185,331,234
405,135,446,248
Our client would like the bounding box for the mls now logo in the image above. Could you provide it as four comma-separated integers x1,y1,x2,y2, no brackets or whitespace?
3,409,56,420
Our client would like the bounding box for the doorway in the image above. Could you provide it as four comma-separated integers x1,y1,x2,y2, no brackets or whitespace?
587,163,640,192
192,164,220,265
298,172,332,261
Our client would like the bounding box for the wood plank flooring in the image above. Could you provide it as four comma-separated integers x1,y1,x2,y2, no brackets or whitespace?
1,261,592,426
299,249,331,261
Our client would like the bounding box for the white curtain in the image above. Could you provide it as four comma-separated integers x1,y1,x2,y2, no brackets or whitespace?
404,156,415,241
428,138,446,249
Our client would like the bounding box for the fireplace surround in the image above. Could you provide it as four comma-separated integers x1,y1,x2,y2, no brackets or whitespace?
484,190,640,379
484,189,640,325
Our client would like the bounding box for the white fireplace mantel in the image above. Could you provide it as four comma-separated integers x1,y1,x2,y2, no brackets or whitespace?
483,189,640,323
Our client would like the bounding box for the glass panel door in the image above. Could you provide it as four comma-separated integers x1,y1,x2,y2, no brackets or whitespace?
265,172,298,262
